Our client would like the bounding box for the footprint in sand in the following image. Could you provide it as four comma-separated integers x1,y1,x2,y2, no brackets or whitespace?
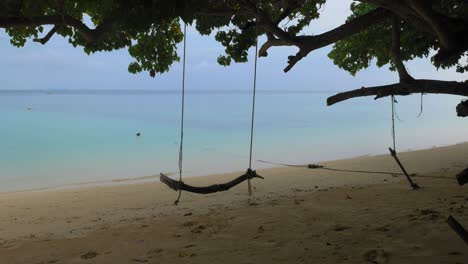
363,249,390,264
81,251,98,260
131,258,149,263
191,225,207,234
182,221,197,227
257,225,265,233
294,198,304,205
178,251,197,258
374,224,390,232
418,209,441,221
146,248,164,257
333,225,352,232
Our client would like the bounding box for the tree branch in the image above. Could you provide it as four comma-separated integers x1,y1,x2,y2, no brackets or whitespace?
0,15,115,44
359,0,468,64
259,33,290,57
391,15,414,83
33,25,59,44
281,7,391,72
327,79,468,106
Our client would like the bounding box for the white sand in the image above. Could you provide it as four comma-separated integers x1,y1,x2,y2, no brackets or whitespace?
0,143,467,263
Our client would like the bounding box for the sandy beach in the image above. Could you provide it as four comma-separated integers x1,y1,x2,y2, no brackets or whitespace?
0,143,467,263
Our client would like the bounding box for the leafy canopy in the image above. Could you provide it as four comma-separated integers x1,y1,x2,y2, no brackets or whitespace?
1,0,467,76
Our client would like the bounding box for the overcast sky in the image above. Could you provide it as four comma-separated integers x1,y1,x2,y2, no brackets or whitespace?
0,0,464,92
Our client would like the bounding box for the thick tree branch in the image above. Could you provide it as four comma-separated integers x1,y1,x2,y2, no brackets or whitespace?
259,33,290,57
359,0,468,63
255,7,391,72
327,79,468,106
33,25,59,44
280,7,391,72
391,15,414,83
406,0,457,51
0,15,115,44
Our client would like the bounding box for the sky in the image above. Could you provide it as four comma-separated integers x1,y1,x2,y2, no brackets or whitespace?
0,0,465,92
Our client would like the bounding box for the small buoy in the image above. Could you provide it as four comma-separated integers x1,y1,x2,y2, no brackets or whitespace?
136,132,141,137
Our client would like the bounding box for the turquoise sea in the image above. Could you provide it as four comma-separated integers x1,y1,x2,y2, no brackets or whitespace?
0,90,466,192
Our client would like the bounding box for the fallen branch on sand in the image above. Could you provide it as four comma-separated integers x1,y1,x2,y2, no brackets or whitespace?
160,169,264,194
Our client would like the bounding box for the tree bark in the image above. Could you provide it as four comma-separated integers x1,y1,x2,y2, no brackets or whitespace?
0,15,115,44
327,80,468,106
391,15,414,83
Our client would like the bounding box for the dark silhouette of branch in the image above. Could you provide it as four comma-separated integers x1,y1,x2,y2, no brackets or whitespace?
327,80,468,106
0,15,115,44
391,15,414,83
33,25,59,44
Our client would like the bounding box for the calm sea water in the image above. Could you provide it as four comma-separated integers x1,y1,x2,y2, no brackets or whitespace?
0,90,466,192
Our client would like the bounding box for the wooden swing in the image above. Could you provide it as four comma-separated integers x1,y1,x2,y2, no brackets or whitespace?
389,95,420,190
160,8,263,204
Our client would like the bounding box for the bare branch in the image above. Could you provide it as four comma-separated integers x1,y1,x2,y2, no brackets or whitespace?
281,7,391,72
327,79,468,106
33,25,59,44
259,33,290,57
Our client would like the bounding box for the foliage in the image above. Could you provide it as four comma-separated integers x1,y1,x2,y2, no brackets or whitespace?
328,1,467,75
0,0,467,77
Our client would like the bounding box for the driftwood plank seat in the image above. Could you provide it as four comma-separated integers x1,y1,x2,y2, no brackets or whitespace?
160,169,264,194
456,167,468,186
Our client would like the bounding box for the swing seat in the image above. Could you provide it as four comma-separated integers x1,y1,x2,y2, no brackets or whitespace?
447,215,468,245
456,167,468,186
389,148,420,190
160,169,264,194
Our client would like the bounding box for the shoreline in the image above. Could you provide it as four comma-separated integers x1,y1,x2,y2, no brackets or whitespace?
1,142,467,263
1,141,466,195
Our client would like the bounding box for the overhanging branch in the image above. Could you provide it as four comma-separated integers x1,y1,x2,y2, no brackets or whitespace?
391,15,414,82
0,15,115,44
281,7,391,72
33,25,59,44
327,79,468,106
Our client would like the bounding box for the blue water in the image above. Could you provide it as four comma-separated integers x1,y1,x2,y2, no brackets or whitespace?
0,90,466,192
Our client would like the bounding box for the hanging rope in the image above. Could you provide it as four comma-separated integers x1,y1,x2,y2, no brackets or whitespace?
391,95,396,151
175,22,187,205
389,94,420,190
417,92,424,118
256,159,455,180
247,1,260,196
